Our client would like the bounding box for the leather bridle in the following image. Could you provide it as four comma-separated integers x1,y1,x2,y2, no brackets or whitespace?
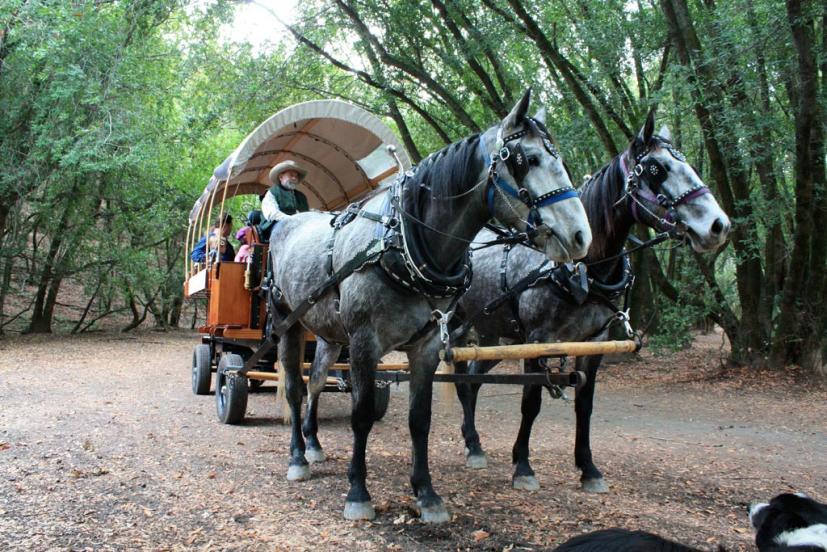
619,141,711,234
483,117,579,234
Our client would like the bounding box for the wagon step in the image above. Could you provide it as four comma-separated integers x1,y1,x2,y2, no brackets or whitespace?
439,339,639,363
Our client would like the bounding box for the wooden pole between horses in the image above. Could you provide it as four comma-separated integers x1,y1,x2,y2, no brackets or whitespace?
440,340,638,363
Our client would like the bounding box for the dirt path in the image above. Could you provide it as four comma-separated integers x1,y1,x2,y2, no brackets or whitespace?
0,331,825,551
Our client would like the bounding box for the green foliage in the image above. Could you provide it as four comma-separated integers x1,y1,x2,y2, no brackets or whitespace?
648,300,706,353
1,0,823,373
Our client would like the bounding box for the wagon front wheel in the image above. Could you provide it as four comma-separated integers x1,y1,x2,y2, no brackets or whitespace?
215,354,248,424
191,344,212,395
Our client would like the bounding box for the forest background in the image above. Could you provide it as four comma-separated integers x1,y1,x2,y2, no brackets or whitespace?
0,0,824,376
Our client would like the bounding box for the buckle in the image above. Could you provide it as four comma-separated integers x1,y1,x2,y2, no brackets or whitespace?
432,309,454,347
498,147,510,162
633,164,644,177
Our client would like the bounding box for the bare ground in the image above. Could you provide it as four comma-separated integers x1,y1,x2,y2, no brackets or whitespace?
0,330,825,551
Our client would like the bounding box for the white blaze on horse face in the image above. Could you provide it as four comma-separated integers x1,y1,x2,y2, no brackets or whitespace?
651,146,731,252
521,134,591,262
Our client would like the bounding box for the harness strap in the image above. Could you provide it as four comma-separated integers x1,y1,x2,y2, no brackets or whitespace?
268,239,385,339
480,138,579,219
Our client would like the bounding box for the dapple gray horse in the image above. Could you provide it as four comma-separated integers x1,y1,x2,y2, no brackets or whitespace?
454,112,731,493
267,91,592,522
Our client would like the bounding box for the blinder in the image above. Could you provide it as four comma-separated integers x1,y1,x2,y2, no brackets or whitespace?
501,142,530,185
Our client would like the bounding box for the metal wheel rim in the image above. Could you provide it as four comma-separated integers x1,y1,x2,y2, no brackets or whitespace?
218,374,229,414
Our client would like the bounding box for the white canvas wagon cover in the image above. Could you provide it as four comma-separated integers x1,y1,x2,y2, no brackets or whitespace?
188,99,412,223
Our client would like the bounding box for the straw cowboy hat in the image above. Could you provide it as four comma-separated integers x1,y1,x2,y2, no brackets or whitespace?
269,160,308,184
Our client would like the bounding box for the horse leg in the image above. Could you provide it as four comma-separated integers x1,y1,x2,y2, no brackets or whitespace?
342,329,381,521
455,358,499,469
302,339,342,464
407,335,451,523
575,354,608,493
280,324,311,481
511,358,543,490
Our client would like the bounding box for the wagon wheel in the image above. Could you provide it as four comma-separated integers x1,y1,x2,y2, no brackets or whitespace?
215,353,248,424
191,344,212,395
373,384,390,421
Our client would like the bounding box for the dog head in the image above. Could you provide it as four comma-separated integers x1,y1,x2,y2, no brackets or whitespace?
749,493,827,550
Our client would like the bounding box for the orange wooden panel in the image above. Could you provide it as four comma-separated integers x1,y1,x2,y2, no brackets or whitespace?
207,263,250,327
222,328,264,340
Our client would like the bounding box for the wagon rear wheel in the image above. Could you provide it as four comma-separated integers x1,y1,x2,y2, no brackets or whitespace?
191,344,212,395
215,353,248,424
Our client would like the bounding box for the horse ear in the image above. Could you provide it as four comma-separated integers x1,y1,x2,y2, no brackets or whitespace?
503,88,531,130
637,110,655,144
532,107,547,125
658,124,672,142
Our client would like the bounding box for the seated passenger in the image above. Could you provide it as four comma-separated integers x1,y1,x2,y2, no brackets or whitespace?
191,214,235,264
234,226,254,263
259,160,310,241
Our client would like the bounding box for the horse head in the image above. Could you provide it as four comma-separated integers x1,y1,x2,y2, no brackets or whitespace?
486,89,592,262
625,111,731,252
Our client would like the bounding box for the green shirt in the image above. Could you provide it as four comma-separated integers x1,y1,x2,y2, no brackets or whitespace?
268,184,309,216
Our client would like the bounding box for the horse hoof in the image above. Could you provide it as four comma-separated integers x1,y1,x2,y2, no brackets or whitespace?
343,501,375,521
464,448,488,469
512,475,540,491
581,478,609,493
305,447,325,464
286,464,311,481
416,501,451,524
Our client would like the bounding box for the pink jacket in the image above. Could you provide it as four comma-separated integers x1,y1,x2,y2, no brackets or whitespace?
234,244,252,263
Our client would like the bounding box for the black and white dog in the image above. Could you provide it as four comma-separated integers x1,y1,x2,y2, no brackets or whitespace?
749,493,827,551
553,493,827,551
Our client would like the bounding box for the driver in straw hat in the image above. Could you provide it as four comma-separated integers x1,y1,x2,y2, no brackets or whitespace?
261,160,310,224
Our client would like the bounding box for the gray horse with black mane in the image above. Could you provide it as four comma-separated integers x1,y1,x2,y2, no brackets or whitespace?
454,111,731,493
267,90,592,522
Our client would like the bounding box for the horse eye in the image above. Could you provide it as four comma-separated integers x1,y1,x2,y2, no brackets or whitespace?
528,156,540,167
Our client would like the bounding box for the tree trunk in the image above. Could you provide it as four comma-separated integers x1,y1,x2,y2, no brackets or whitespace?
168,295,182,328
661,0,768,364
629,227,656,331
504,0,619,156
771,0,822,369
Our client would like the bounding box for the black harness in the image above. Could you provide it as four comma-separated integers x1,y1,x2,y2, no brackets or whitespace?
259,119,582,357
450,231,648,345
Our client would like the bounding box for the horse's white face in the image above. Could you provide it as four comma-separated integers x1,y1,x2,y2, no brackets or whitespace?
631,118,730,253
492,92,591,262
647,141,730,252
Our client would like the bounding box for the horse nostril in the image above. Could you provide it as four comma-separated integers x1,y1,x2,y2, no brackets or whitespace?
574,230,585,249
711,218,725,236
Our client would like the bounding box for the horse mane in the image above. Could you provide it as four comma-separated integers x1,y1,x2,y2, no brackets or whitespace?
578,154,628,259
579,135,671,259
400,133,485,273
401,133,483,212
